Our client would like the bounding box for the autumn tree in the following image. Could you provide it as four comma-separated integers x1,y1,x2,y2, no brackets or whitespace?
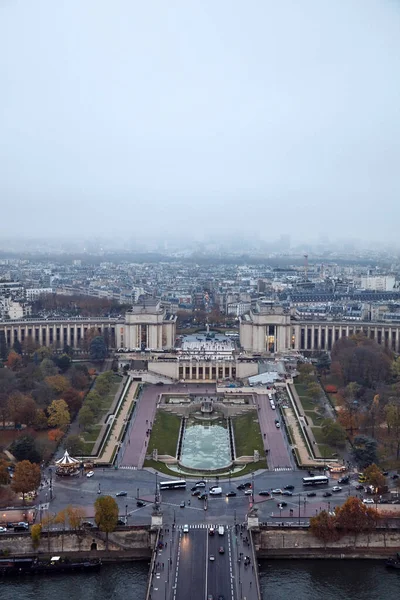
310,510,340,545
66,505,86,530
31,523,42,549
364,463,386,490
48,428,64,443
47,399,70,429
0,460,10,485
11,460,41,504
335,497,378,542
94,495,119,549
55,509,68,551
6,350,22,371
33,408,48,430
63,387,83,415
45,374,69,396
331,334,392,388
7,391,37,427
321,418,346,446
40,358,59,378
385,400,400,460
11,435,42,463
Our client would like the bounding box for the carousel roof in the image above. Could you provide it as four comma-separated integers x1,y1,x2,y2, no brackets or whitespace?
55,450,80,466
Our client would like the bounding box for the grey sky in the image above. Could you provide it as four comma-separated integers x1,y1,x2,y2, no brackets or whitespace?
1,0,399,245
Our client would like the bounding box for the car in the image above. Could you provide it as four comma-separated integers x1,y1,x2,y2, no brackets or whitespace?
219,546,225,554
275,422,281,428
244,489,252,495
116,491,127,497
392,474,399,480
258,491,270,496
136,500,146,507
192,490,201,496
243,482,252,488
332,486,342,493
209,527,215,536
355,484,364,490
183,524,189,533
117,519,126,526
382,471,389,476
195,481,206,487
284,485,295,490
237,484,246,490
86,471,94,478
363,498,375,504
272,489,282,494
226,491,237,497
277,502,287,508
323,491,332,497
282,491,293,496
209,554,215,561
191,485,198,491
338,477,350,484
82,521,94,528
307,492,317,497
0,527,7,533
198,493,207,500
180,501,185,508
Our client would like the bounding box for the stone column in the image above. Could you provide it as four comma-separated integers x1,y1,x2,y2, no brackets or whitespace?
317,325,322,350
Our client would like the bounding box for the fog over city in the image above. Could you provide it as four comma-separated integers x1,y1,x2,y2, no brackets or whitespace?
1,0,399,248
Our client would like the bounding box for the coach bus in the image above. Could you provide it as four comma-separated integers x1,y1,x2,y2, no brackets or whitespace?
159,479,187,491
302,475,329,486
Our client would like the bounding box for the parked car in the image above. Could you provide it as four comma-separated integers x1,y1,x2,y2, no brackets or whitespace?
82,521,94,528
0,527,7,533
275,422,280,428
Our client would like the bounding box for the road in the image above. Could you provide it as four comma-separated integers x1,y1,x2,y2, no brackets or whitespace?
175,527,235,600
257,392,293,470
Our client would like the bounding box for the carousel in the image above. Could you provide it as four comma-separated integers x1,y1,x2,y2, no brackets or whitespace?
55,450,80,476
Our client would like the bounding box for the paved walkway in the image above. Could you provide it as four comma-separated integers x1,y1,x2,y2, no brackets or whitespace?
120,383,217,469
257,393,292,470
96,380,138,463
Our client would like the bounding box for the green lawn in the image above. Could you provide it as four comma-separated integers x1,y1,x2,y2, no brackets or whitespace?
232,413,264,457
94,375,122,416
298,396,318,412
143,458,267,478
311,427,337,458
294,383,309,397
147,411,182,456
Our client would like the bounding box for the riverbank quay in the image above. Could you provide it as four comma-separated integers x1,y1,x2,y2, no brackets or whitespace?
253,526,400,559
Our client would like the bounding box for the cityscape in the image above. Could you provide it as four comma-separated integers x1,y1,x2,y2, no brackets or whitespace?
1,1,400,599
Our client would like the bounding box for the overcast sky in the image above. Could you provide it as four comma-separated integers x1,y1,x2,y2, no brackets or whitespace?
1,0,399,246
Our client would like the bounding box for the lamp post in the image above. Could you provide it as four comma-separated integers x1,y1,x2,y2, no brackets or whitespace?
125,504,128,524
48,467,53,500
298,494,301,524
251,472,255,503
137,487,139,500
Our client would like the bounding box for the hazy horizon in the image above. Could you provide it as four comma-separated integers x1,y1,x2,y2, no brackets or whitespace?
1,1,399,244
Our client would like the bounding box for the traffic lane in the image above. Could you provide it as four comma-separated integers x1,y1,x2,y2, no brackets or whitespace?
176,529,206,600
258,394,292,469
207,531,233,600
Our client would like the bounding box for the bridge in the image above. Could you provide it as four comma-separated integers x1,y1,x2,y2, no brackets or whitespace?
147,523,260,600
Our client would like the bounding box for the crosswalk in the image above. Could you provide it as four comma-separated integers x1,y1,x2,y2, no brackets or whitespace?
274,467,292,471
119,466,138,470
176,523,231,530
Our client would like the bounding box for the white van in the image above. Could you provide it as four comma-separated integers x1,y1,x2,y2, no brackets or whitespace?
218,526,225,536
209,487,222,495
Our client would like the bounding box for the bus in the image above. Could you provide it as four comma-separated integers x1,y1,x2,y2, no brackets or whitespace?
302,475,329,486
159,479,187,491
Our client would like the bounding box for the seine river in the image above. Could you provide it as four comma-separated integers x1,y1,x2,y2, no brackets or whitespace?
1,560,399,600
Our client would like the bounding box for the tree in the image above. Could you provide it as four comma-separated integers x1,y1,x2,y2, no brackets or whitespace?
63,387,83,415
11,460,41,504
33,408,48,430
298,363,314,378
65,434,85,457
40,358,59,378
45,374,69,395
0,368,17,427
5,350,22,371
310,510,340,545
12,339,22,355
94,495,118,549
385,400,400,460
307,382,321,400
69,366,89,390
352,435,378,469
364,463,386,489
31,523,42,550
55,509,67,551
0,459,10,485
321,418,346,446
47,399,70,429
0,331,8,361
48,428,64,443
56,354,71,373
11,435,42,463
31,380,54,409
78,405,94,430
66,505,86,530
335,497,378,541
85,390,101,418
7,392,37,427
331,334,392,388
90,336,107,361
22,335,39,356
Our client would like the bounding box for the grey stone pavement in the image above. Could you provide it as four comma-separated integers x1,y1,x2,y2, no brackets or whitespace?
256,392,293,470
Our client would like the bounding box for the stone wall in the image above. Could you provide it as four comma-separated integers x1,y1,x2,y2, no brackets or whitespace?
256,528,400,558
0,527,153,557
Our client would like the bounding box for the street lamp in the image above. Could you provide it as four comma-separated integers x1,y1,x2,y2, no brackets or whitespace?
48,468,53,500
125,504,128,524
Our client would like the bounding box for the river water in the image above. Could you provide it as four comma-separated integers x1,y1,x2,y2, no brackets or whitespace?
1,560,399,600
